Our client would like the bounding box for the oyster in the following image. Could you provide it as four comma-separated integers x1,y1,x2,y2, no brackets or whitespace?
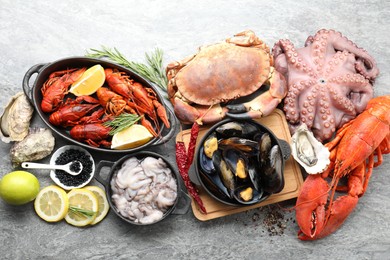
10,127,55,167
0,92,34,143
291,124,330,174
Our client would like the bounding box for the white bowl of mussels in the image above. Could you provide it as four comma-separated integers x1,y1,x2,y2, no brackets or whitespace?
194,119,291,206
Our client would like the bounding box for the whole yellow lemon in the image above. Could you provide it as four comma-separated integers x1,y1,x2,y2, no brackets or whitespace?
0,171,40,205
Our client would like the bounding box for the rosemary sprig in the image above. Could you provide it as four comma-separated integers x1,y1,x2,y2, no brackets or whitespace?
69,206,96,219
86,46,168,92
103,113,142,135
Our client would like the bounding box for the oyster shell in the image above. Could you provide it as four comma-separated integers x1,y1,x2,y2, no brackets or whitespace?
0,92,34,143
10,127,55,167
291,124,330,174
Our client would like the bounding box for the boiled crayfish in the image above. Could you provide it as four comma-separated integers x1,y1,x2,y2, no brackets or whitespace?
105,68,170,134
295,95,390,240
49,95,102,127
41,68,86,113
70,123,111,148
41,65,171,148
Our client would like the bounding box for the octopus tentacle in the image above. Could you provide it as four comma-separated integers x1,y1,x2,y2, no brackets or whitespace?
315,29,379,80
284,78,313,123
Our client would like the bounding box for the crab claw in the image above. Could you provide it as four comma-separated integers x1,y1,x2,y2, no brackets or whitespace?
226,69,287,119
172,97,227,124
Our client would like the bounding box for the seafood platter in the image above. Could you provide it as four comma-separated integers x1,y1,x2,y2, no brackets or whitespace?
1,28,389,240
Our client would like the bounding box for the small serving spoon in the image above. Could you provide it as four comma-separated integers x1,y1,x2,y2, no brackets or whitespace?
21,161,83,176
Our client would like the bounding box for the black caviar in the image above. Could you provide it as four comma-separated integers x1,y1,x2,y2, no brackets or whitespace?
55,149,93,187
70,161,81,173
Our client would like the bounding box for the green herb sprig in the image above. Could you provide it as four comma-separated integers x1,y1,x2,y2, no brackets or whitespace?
86,46,168,93
103,113,142,135
69,206,96,219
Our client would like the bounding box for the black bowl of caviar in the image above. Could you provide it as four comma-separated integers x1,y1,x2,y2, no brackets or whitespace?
49,145,95,190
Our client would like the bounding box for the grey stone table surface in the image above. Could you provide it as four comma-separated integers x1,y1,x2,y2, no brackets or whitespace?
1,0,389,259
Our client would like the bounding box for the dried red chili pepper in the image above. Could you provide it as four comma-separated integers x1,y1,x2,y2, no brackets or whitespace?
175,122,207,214
185,122,199,172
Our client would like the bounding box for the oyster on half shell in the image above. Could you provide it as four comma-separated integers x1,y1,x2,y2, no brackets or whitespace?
291,124,330,174
0,92,34,143
10,127,55,167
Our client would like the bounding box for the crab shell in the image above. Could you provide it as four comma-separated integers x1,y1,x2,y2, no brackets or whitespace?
167,30,287,124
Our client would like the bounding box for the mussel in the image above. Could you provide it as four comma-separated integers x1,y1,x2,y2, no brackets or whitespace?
233,185,264,205
223,149,248,179
212,151,235,198
198,148,231,199
215,121,258,138
199,146,215,174
219,137,258,154
259,145,284,193
197,119,287,206
258,132,272,165
203,132,218,158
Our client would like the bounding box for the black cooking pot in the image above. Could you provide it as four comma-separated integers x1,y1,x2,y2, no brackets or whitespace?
194,118,291,207
22,57,176,153
95,151,190,225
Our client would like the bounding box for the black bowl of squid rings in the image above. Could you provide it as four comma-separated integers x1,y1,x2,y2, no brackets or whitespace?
95,151,190,225
194,119,291,206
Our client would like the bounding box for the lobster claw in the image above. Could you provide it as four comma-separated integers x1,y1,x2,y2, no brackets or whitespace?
295,174,328,239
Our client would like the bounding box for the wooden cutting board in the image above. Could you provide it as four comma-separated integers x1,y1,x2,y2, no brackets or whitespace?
176,109,304,221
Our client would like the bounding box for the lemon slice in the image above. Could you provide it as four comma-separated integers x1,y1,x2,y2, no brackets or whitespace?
69,64,105,96
111,124,153,150
34,185,69,222
65,188,98,227
84,186,109,225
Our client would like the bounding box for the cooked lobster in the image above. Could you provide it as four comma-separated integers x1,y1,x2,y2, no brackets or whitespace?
295,95,390,240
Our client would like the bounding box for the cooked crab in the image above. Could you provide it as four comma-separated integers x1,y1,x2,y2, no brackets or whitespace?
166,30,287,124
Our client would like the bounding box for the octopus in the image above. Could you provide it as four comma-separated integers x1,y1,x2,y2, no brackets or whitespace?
110,156,178,225
272,29,379,142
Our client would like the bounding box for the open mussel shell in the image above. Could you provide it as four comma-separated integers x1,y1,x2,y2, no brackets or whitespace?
198,146,216,174
198,148,231,200
233,185,266,205
195,119,290,206
215,121,258,139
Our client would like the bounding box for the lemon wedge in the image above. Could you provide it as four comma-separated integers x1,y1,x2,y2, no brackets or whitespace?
69,64,105,96
84,186,109,225
65,188,98,227
111,124,153,150
34,185,69,222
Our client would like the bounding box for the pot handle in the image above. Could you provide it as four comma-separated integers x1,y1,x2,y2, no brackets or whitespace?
94,160,114,189
150,105,178,146
22,63,46,105
278,139,291,161
171,189,191,215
